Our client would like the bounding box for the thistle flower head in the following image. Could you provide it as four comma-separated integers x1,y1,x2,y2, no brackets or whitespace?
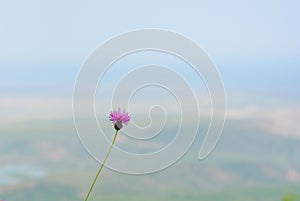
109,108,130,130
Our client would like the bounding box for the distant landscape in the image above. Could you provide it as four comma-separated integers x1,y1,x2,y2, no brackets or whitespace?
1,117,300,201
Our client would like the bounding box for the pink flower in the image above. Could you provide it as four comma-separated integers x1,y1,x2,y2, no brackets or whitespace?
109,108,130,130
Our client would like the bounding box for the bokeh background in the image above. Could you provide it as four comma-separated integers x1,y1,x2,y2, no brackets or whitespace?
1,0,300,200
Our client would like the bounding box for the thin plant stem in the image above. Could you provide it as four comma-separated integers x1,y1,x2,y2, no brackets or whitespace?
84,130,119,201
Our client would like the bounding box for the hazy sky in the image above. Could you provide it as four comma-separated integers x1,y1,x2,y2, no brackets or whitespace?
0,0,299,104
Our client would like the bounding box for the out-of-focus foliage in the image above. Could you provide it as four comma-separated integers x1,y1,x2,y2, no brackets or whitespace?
282,193,300,201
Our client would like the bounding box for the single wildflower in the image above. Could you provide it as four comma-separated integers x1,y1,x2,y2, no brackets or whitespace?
84,108,130,201
109,108,130,130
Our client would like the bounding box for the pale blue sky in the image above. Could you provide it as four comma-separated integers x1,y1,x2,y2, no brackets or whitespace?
0,0,299,103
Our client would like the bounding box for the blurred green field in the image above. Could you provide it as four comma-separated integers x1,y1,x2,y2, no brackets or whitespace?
1,119,300,201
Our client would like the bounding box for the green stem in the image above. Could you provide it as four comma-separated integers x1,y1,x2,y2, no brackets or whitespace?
84,130,119,201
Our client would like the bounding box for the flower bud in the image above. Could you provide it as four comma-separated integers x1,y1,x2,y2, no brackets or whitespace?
114,120,123,130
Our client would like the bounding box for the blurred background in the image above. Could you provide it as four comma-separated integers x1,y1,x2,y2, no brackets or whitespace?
1,0,300,200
